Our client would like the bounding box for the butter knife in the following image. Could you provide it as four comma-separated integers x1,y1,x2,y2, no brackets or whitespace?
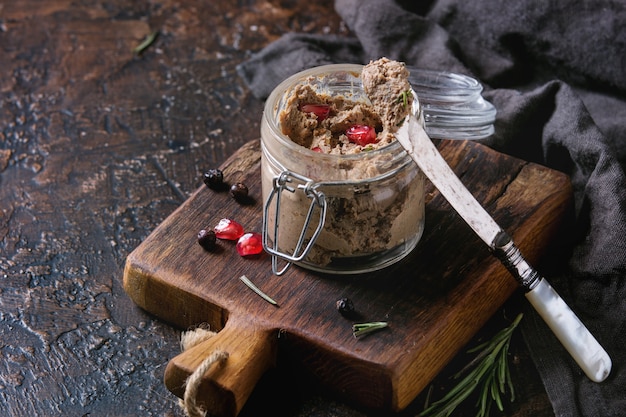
396,113,612,383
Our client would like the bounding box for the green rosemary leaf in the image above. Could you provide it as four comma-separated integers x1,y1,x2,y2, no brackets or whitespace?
482,399,493,417
498,344,508,392
494,376,505,411
422,379,477,417
133,31,158,55
477,380,489,417
352,321,388,338
506,355,516,402
489,375,497,399
448,367,481,398
239,275,279,306
466,339,491,354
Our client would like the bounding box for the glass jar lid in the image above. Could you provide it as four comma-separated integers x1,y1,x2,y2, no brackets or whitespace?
408,68,496,140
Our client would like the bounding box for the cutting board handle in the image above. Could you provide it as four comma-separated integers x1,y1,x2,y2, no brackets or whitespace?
164,318,277,417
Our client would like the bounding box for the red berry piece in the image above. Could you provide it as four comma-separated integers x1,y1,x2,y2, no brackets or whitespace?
299,103,330,121
346,125,378,146
214,218,244,240
311,146,323,153
236,232,264,256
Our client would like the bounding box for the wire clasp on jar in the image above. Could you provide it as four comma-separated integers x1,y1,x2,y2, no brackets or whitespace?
262,171,327,276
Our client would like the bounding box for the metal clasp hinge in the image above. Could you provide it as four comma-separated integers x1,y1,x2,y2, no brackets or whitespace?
262,171,327,276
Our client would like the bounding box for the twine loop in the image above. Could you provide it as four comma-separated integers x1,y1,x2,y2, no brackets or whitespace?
179,325,229,417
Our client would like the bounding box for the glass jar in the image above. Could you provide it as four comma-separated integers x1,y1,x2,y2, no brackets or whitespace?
407,68,497,140
260,64,426,275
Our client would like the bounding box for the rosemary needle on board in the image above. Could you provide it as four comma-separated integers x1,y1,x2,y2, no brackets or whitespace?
352,321,389,338
133,31,159,55
239,275,279,307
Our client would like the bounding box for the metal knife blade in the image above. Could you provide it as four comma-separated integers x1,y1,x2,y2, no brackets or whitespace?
395,113,612,382
398,115,502,247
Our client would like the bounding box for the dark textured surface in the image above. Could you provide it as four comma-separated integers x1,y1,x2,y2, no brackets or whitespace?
0,1,554,416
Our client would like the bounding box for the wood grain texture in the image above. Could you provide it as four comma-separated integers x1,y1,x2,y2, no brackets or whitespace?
125,138,573,415
0,0,560,415
165,317,277,417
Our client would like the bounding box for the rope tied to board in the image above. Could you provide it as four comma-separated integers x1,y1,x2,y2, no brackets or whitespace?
179,325,229,417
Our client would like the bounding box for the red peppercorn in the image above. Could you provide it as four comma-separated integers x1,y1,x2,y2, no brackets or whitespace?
214,218,244,240
236,232,264,256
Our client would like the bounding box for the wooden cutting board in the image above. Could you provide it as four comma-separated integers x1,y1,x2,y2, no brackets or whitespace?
123,138,572,417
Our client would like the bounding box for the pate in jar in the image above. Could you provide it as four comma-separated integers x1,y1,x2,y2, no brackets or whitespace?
261,62,425,275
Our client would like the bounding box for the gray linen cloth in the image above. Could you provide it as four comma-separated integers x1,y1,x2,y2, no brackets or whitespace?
237,1,626,415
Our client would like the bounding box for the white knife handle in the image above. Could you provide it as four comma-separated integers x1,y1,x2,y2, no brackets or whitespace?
526,279,612,382
492,232,612,382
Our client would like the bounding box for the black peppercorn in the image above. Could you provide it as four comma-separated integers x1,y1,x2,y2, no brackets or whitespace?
197,229,217,251
230,182,249,201
336,297,355,316
203,169,225,190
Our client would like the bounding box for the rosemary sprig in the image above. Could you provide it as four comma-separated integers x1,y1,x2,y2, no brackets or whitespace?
420,313,523,417
352,321,388,338
239,275,279,307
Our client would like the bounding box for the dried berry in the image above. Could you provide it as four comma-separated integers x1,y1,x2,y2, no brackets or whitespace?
214,218,244,240
203,169,225,190
197,229,217,251
230,182,249,201
346,125,378,146
336,297,355,316
236,232,264,257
